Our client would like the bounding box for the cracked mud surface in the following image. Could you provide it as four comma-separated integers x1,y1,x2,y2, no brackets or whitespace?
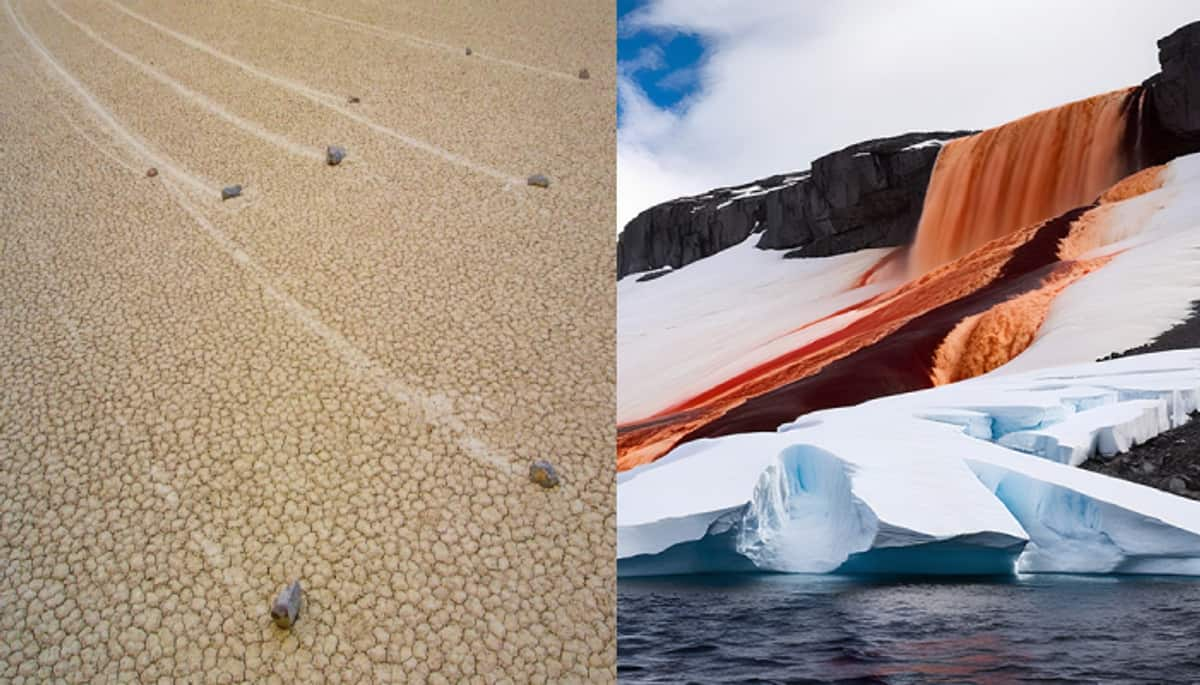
0,0,615,681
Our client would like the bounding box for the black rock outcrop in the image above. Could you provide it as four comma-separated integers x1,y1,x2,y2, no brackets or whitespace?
1099,301,1200,362
616,131,974,279
615,171,807,279
1146,21,1200,142
764,132,975,259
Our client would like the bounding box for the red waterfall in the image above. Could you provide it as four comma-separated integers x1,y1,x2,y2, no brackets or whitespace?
908,88,1139,276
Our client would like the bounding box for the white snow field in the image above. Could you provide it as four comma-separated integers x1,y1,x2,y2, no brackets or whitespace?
617,350,1200,577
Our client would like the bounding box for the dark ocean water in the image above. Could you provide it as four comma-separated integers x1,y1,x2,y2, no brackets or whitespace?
618,574,1200,684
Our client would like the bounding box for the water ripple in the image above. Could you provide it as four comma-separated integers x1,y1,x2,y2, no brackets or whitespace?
619,574,1200,683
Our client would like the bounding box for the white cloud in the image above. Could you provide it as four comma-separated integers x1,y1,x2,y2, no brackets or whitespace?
621,44,666,75
617,0,1200,230
655,67,697,93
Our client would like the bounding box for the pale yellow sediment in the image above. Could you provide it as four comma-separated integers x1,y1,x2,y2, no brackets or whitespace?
0,0,615,681
258,0,582,82
108,0,613,186
4,0,214,197
99,0,520,184
47,0,326,164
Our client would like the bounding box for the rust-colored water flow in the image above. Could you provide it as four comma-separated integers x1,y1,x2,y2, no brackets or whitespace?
909,88,1138,276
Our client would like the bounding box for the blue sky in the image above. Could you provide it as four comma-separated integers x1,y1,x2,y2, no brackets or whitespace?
616,0,704,124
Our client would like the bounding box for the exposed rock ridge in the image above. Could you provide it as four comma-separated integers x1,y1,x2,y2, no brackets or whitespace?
768,131,976,259
1146,20,1200,144
616,130,974,279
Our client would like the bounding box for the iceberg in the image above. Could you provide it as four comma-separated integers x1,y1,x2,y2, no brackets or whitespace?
618,350,1200,577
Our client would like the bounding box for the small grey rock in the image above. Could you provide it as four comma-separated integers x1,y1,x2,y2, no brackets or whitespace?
529,460,559,489
465,47,472,56
1169,476,1188,495
526,174,550,188
271,580,302,629
326,145,346,166
1141,462,1158,475
347,95,360,104
221,185,242,201
578,68,590,80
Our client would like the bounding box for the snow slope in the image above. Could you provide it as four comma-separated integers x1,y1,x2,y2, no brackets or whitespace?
998,153,1200,374
617,237,899,423
618,350,1200,576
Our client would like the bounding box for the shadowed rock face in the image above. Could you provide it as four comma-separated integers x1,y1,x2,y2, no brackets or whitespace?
615,131,974,279
1148,21,1200,142
772,131,977,258
616,171,809,279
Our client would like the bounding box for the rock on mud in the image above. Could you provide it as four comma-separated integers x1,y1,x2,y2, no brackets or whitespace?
271,580,302,629
326,146,346,166
221,185,242,201
529,460,560,488
465,47,472,56
526,174,551,188
578,68,590,80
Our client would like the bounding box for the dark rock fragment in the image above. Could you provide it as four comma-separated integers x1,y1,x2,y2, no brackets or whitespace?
578,68,590,80
146,167,158,178
529,460,560,488
271,580,302,629
221,185,242,200
527,174,550,188
635,267,673,282
326,145,346,166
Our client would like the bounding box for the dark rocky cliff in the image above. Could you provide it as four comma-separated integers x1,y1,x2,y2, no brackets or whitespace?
760,132,977,259
616,171,808,280
1147,20,1200,143
616,131,974,280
